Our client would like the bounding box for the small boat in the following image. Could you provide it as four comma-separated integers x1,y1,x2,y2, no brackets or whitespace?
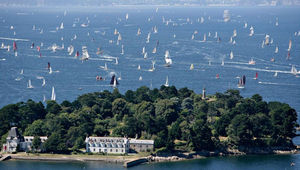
249,26,254,36
237,75,246,89
27,79,34,89
60,22,64,29
216,74,220,79
223,10,230,22
42,78,46,86
13,41,17,51
75,51,79,58
148,61,155,72
51,86,56,101
139,76,142,81
202,34,206,42
68,45,74,56
144,52,148,59
110,75,119,88
253,72,258,80
153,26,158,34
81,23,88,27
164,50,172,67
274,71,278,77
125,13,129,20
221,60,225,66
275,46,278,53
138,65,141,70
265,34,270,45
137,28,141,36
288,40,292,51
233,29,237,37
49,67,53,74
291,65,298,75
191,34,195,40
142,47,145,54
249,58,256,65
81,46,90,61
190,64,194,70
20,69,24,75
115,58,119,65
118,33,122,41
244,22,248,28
164,76,169,87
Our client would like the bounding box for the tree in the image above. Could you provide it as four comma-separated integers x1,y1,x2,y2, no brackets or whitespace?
190,119,214,151
112,98,129,121
155,99,179,125
46,100,61,114
32,136,41,152
24,119,45,136
44,132,68,153
227,114,253,146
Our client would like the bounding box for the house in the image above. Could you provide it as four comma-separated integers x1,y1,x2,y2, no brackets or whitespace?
129,139,154,152
85,136,154,154
2,127,47,153
85,137,129,154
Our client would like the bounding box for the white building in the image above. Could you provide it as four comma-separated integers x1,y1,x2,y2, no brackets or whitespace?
129,139,154,152
2,127,47,153
85,137,129,154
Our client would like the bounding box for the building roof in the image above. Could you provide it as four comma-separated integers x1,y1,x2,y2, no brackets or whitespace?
8,127,21,138
129,139,154,145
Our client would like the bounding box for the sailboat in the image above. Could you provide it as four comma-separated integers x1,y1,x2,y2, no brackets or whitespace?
221,60,225,66
60,22,64,29
110,75,119,88
244,22,248,28
75,51,79,58
233,29,237,37
125,13,129,20
216,74,220,79
202,34,206,42
20,69,24,75
42,78,46,86
139,76,142,81
114,28,118,35
223,10,230,22
49,67,53,74
248,58,256,65
249,26,254,36
148,61,155,72
291,65,298,75
81,46,90,61
144,52,148,59
214,32,218,38
265,35,270,45
137,28,141,36
142,47,145,54
288,40,292,51
152,47,157,54
51,86,56,101
43,95,46,102
190,64,194,70
164,76,169,87
138,65,141,70
164,50,172,67
118,73,122,81
146,32,151,43
118,33,122,41
253,72,258,80
191,34,195,40
275,46,278,53
230,51,233,60
153,26,158,34
237,75,246,89
68,45,74,56
27,80,34,89
274,71,278,77
115,58,119,65
13,41,17,52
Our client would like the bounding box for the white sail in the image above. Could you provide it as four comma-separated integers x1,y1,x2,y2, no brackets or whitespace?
275,46,278,53
149,61,155,72
214,32,218,38
230,51,234,59
249,26,254,36
113,78,117,88
118,33,122,41
164,76,169,87
244,22,248,28
274,71,278,77
221,60,225,66
114,28,118,35
104,63,108,70
68,45,74,56
190,64,194,70
265,34,270,45
223,10,230,22
49,67,53,74
81,46,90,61
60,22,64,29
164,50,172,66
233,29,237,37
42,78,46,86
137,28,141,36
43,95,46,102
288,40,292,51
291,65,298,75
20,69,24,75
27,79,34,89
146,32,151,43
142,47,145,54
144,52,148,59
139,76,143,81
153,26,158,34
121,45,124,55
125,13,129,20
202,34,206,42
138,65,141,70
191,34,195,40
152,47,157,54
51,86,56,101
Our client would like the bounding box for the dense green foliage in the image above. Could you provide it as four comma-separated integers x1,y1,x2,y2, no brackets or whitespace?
0,86,298,153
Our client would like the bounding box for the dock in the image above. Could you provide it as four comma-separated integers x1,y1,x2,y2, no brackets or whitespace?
0,155,11,161
123,157,148,168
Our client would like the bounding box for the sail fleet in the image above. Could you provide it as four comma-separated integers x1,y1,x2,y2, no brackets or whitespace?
1,7,299,105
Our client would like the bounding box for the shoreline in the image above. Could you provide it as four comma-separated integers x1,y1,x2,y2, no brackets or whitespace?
3,149,299,165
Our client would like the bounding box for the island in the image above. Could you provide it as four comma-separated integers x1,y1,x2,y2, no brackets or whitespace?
0,86,298,166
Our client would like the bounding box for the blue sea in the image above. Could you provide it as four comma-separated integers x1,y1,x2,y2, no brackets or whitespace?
0,6,300,169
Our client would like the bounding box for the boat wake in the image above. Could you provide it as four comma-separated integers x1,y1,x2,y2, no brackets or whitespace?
0,37,29,41
258,81,297,86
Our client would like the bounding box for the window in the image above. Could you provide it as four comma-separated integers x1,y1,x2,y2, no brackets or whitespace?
104,149,107,152
93,149,95,152
116,149,118,152
110,149,112,152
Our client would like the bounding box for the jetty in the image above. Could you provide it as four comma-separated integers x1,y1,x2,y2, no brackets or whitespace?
0,155,11,161
123,157,148,168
